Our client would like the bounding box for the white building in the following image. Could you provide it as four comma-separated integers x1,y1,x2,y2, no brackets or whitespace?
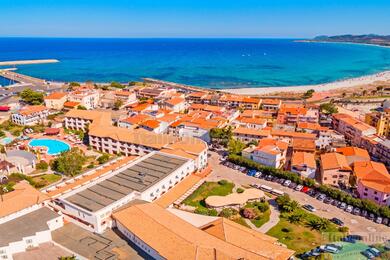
0,207,63,260
51,152,195,233
11,105,49,126
242,138,288,169
68,86,100,109
290,152,316,179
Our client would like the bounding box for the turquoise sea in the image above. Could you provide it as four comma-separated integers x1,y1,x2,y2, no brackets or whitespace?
0,38,390,89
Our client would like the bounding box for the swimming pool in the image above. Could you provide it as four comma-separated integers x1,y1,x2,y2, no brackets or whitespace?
0,137,13,145
29,139,70,155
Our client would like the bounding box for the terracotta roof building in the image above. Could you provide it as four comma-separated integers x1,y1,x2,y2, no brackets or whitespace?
320,153,352,187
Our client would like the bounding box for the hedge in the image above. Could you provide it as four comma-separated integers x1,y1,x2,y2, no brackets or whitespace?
228,154,390,219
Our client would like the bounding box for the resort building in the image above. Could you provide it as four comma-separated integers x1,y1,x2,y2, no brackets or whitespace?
44,92,67,110
186,91,208,103
218,95,261,109
99,90,137,109
112,203,294,260
242,138,288,168
51,152,195,233
233,127,271,143
354,161,390,206
11,105,49,126
290,152,316,179
332,113,377,146
64,109,208,170
0,207,63,260
233,117,268,130
118,114,152,129
67,86,100,109
320,153,352,187
365,109,390,138
136,86,177,100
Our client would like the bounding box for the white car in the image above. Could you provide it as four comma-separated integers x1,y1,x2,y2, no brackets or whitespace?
295,184,303,191
254,172,261,178
345,205,353,213
283,180,291,186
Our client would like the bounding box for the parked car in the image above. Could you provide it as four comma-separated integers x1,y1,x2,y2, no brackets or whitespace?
288,182,297,189
382,218,389,225
295,184,303,191
307,189,316,197
353,208,361,215
368,213,375,221
283,180,291,187
362,249,375,259
266,175,273,181
324,197,333,204
303,204,316,212
339,202,347,210
345,205,353,213
367,247,381,257
376,217,383,224
361,210,368,218
301,186,310,193
278,178,285,184
331,199,339,206
317,194,326,201
330,218,344,226
272,176,279,182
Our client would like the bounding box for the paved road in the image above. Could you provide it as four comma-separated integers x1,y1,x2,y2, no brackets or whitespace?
207,151,390,244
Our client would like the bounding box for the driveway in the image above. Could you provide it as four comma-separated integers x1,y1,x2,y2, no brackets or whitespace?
207,151,390,244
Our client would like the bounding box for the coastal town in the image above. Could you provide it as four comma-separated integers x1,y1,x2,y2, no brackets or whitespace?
0,67,390,260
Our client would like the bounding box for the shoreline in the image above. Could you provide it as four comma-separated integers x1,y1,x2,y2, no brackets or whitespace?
220,70,390,95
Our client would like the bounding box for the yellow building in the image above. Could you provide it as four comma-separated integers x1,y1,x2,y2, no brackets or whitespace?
365,110,390,138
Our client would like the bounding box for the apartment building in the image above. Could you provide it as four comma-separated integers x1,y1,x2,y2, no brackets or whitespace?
355,161,390,206
242,138,288,168
44,92,67,110
233,127,271,143
365,109,390,138
68,86,100,109
290,152,316,179
11,105,49,126
320,153,352,187
332,113,377,146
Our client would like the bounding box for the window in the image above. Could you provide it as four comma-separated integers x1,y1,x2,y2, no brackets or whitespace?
26,239,33,244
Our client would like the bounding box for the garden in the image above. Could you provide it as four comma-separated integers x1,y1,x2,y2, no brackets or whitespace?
267,194,346,254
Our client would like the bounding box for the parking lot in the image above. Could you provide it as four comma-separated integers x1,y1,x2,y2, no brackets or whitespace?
207,152,390,244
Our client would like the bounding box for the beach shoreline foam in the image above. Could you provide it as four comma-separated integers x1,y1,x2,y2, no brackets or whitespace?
220,70,390,95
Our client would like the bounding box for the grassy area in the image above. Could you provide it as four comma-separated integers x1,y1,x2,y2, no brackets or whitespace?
266,209,341,254
232,217,251,228
183,180,234,210
244,201,271,228
32,174,62,187
251,209,271,228
267,218,327,254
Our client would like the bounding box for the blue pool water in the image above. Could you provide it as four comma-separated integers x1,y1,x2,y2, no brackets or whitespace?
29,139,70,155
0,137,13,145
0,38,390,88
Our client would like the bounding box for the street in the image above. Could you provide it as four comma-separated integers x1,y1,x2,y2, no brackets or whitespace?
207,151,390,244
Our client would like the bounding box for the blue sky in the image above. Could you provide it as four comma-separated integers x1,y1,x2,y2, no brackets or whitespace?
1,0,390,38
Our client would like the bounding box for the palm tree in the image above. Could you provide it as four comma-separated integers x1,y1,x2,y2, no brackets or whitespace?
306,218,329,231
288,212,304,224
281,200,299,213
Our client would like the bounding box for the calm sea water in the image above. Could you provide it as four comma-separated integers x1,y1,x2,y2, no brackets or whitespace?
1,38,390,89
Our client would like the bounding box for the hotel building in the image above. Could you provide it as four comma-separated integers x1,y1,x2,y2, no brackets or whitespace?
11,105,49,126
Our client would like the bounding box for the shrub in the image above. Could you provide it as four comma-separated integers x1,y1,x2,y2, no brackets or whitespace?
241,208,256,219
36,161,49,170
218,179,228,186
257,202,270,213
97,153,110,164
219,208,238,218
338,226,349,233
282,227,291,233
236,187,245,193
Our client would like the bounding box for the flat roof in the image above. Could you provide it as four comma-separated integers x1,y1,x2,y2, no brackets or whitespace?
0,207,59,247
65,153,188,212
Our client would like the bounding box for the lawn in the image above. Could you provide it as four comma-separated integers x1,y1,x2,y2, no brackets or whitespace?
244,201,271,228
182,180,234,210
33,174,62,187
267,219,327,254
266,209,341,254
251,209,271,228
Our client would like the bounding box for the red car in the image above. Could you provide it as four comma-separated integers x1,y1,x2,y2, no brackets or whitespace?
301,186,311,193
0,106,10,112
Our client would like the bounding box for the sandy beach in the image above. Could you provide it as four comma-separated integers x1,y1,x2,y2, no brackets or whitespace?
221,70,390,95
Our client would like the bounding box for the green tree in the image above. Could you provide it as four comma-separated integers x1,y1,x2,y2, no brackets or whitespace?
110,81,125,89
320,102,338,115
303,89,315,99
228,138,246,155
51,148,87,176
19,88,44,105
288,212,304,224
97,153,110,164
36,160,49,170
306,218,330,231
113,99,123,110
77,105,87,110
